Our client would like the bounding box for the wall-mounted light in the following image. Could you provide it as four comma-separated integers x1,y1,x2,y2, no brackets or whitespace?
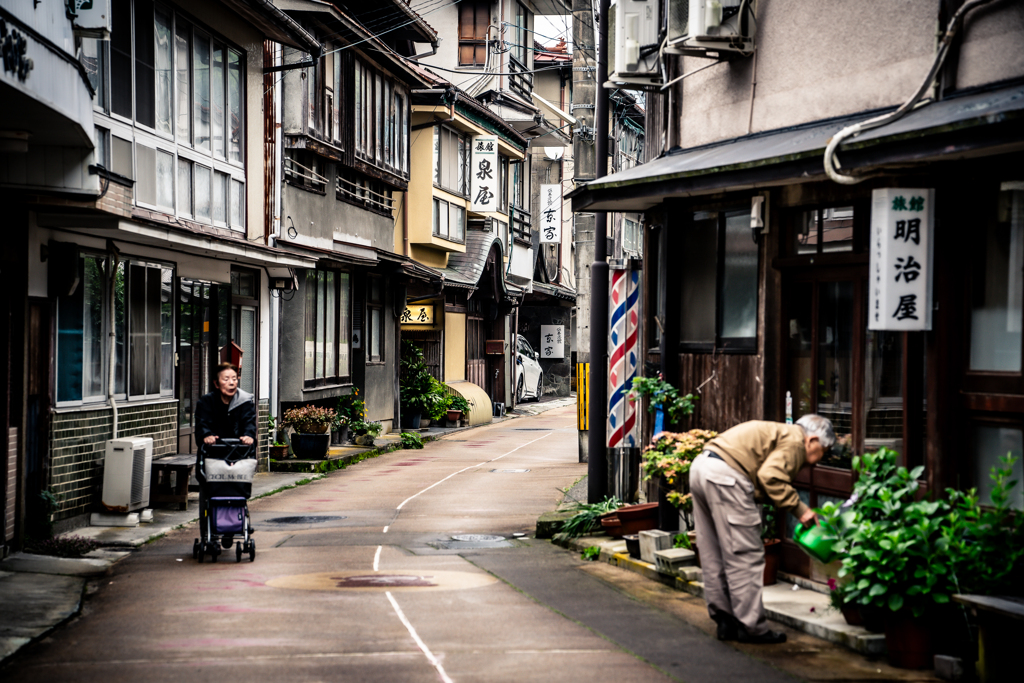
751,194,767,242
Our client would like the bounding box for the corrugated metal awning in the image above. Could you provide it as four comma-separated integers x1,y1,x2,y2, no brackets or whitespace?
569,82,1024,212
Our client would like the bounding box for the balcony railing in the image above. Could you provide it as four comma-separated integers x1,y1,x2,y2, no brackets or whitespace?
509,55,533,99
512,205,531,243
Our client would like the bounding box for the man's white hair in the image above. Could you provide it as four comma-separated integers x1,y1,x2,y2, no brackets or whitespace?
795,414,836,450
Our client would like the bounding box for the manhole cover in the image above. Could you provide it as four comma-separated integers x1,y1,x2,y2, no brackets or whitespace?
451,534,505,543
514,428,551,431
491,469,530,473
265,515,347,525
267,570,497,592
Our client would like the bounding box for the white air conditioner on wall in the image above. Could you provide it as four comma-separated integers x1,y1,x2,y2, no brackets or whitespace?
607,0,665,89
101,437,154,513
666,0,754,57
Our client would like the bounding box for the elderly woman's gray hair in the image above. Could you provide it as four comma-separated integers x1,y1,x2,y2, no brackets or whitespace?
795,414,836,450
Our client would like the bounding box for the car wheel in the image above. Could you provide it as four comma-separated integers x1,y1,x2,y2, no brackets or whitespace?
534,374,544,402
516,376,525,403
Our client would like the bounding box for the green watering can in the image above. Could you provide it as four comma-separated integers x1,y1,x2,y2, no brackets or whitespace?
793,522,838,564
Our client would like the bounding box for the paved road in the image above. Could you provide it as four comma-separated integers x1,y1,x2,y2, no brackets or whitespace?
3,407,799,683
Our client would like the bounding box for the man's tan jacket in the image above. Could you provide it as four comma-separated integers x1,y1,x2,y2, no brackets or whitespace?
704,421,810,519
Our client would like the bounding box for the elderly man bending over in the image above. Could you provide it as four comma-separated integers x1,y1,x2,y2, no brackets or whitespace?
690,415,834,644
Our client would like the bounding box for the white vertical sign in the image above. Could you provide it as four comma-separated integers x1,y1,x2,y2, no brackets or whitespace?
540,325,565,359
539,184,562,243
869,188,935,331
470,135,498,213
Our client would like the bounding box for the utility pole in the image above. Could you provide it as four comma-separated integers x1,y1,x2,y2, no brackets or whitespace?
587,0,610,504
572,0,596,468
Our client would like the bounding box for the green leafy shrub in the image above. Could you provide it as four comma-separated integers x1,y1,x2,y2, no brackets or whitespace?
560,496,623,537
629,374,697,425
449,394,470,414
400,432,424,449
581,546,601,561
673,533,692,550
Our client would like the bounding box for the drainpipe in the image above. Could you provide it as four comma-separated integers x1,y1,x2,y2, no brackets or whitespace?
402,191,410,258
107,246,120,440
588,0,610,503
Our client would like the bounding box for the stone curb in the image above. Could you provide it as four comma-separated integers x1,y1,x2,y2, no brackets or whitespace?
550,529,886,656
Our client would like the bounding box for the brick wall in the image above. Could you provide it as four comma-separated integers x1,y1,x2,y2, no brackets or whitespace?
5,428,16,546
49,401,177,522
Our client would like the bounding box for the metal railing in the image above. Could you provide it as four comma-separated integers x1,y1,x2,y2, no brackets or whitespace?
512,205,531,242
509,55,533,99
336,175,394,213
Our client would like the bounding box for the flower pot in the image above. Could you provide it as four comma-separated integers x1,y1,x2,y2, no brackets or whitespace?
841,604,864,626
599,503,659,538
623,534,641,559
401,412,422,429
331,425,349,445
446,409,462,425
269,445,289,460
290,433,330,460
860,606,886,633
763,538,782,586
885,612,934,669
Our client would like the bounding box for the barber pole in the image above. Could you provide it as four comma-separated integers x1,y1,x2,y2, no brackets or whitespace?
608,267,640,449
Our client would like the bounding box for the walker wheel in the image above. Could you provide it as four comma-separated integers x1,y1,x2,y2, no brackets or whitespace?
248,539,256,562
192,539,200,560
236,542,243,563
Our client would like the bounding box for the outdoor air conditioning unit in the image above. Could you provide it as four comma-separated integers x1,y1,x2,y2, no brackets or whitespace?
666,0,754,57
101,437,154,513
607,0,664,89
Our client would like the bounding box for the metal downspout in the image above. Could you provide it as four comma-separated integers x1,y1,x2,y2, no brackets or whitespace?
107,249,120,440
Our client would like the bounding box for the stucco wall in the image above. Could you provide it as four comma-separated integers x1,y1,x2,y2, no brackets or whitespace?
445,312,467,380
676,0,1024,149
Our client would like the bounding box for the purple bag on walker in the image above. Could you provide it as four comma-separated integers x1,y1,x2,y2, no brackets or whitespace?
210,497,246,534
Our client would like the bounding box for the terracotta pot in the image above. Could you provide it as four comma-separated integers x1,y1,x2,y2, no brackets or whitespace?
763,538,782,586
269,445,289,460
860,605,886,633
885,612,934,669
598,503,659,538
446,410,462,423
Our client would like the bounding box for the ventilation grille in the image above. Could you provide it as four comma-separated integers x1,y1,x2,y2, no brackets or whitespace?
131,447,147,507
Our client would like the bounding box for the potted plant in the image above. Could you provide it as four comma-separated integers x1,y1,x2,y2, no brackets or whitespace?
268,415,290,459
350,419,383,446
331,414,350,445
822,448,1024,669
334,390,365,444
448,394,470,426
629,373,698,434
640,429,717,532
400,340,434,428
424,376,452,427
281,405,336,460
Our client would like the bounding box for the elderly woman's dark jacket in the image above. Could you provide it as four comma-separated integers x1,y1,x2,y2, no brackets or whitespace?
195,388,257,442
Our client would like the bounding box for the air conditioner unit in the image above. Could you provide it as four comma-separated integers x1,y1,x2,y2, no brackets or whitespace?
666,0,754,57
101,437,154,513
607,0,664,89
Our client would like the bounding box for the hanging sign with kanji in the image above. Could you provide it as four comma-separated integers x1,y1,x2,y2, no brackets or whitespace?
539,325,565,359
868,188,934,331
470,135,498,213
401,304,434,325
539,184,562,243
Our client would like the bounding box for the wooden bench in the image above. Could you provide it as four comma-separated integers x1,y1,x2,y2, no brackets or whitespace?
150,454,197,510
953,594,1024,682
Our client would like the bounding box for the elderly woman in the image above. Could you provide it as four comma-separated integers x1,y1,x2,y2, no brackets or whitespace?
195,362,256,447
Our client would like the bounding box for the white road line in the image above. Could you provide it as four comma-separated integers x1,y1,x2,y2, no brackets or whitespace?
395,432,552,512
373,545,382,571
386,591,453,683
382,525,389,534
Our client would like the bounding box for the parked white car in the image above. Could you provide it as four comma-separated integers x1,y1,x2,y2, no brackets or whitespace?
515,336,544,402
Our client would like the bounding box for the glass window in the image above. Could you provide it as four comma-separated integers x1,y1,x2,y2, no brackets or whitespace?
973,425,1024,510
794,206,855,255
156,150,174,211
817,281,855,435
679,212,717,344
134,0,155,128
305,270,352,384
195,164,211,221
213,171,227,224
228,49,243,163
111,136,133,178
178,158,192,217
82,37,107,112
135,144,156,205
970,188,1023,372
721,209,758,340
175,19,190,143
325,271,336,376
154,6,173,135
57,256,107,403
231,179,244,229
458,0,490,66
451,204,466,242
193,32,210,152
212,44,225,158
110,0,132,118
433,198,449,239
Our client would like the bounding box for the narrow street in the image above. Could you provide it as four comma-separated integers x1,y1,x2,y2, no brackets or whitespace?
3,407,802,683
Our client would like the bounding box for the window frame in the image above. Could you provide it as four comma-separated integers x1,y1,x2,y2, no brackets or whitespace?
677,206,760,354
303,269,353,388
434,125,469,197
366,276,385,364
86,0,247,229
458,0,490,67
432,197,467,243
353,57,409,178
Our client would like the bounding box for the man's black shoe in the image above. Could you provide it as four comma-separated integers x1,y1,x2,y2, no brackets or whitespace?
737,628,787,644
716,620,739,641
